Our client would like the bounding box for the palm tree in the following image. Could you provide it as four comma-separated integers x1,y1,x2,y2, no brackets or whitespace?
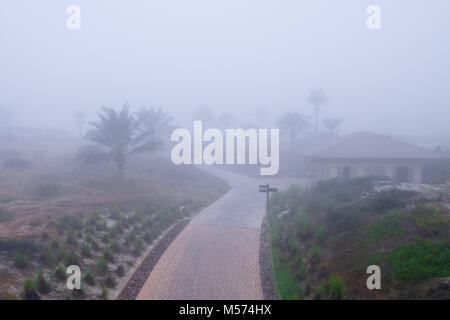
322,117,343,140
306,89,328,135
136,107,174,144
277,110,310,146
77,103,157,182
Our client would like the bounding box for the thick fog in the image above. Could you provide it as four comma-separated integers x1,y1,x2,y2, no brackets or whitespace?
1,0,450,137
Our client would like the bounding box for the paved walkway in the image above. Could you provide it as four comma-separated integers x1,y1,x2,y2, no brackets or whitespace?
137,168,307,300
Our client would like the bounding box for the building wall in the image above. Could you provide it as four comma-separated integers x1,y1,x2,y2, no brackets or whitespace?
314,161,422,183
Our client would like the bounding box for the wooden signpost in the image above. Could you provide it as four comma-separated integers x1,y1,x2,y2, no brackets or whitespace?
259,184,278,215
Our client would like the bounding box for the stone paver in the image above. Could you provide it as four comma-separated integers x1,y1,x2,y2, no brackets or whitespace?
137,167,267,300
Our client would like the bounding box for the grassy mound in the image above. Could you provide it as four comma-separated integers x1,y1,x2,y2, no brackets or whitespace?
268,177,450,299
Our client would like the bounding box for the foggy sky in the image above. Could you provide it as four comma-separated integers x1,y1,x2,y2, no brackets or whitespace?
1,0,449,137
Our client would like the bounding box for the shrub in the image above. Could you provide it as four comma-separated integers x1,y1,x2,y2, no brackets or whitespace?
14,253,29,269
35,270,52,294
363,210,404,245
376,238,450,281
411,205,450,233
295,208,312,237
23,279,40,300
53,265,66,281
0,238,39,254
309,247,322,264
365,190,415,213
329,276,344,299
96,257,108,275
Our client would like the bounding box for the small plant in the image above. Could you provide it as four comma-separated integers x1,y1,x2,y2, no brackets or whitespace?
287,236,300,253
14,253,29,269
40,247,56,266
314,225,326,243
51,239,59,249
104,274,116,289
96,257,109,275
23,279,40,300
132,239,143,257
35,270,52,294
103,249,115,263
53,264,66,281
90,239,101,251
143,231,152,243
329,276,344,299
110,207,121,220
100,286,109,299
83,268,95,286
110,241,120,253
2,292,18,300
72,286,86,299
67,231,77,245
295,208,312,237
308,246,322,264
81,242,92,258
56,247,66,263
315,281,327,299
65,250,80,267
116,264,125,277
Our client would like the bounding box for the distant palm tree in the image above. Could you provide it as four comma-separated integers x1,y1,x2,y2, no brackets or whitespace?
277,110,310,146
136,107,174,144
322,117,343,139
77,103,159,181
306,89,328,135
